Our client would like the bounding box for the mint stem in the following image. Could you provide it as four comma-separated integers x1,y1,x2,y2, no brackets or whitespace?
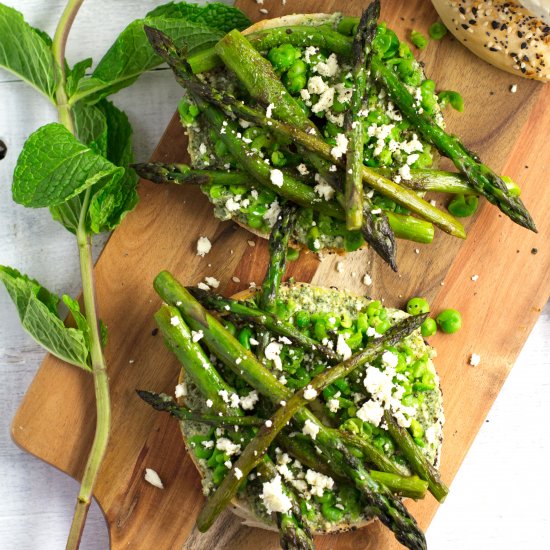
52,2,112,549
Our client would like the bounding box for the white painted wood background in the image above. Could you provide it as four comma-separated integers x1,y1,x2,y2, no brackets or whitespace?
0,1,548,549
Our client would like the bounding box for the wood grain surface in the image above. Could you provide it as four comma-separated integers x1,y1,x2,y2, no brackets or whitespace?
10,1,550,549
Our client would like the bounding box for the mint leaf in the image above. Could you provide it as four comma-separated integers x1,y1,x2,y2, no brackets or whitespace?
62,294,90,341
0,5,59,100
146,2,250,33
72,6,247,103
87,100,139,233
66,58,93,97
72,102,108,155
0,266,91,370
12,123,123,208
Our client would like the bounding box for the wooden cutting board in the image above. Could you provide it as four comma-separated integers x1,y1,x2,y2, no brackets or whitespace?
10,1,550,548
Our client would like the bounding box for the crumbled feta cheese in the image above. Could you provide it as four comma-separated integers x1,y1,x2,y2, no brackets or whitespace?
204,276,220,288
304,46,319,64
216,437,241,456
297,163,310,175
201,440,214,449
197,236,212,257
336,334,353,360
314,174,335,200
197,282,210,291
144,468,164,489
334,82,353,103
265,341,283,370
469,353,481,367
330,133,349,159
240,390,259,410
270,169,284,187
303,385,318,400
302,419,320,440
191,330,204,343
327,398,340,413
356,399,385,426
382,350,399,368
312,87,335,114
225,196,241,212
249,337,259,346
398,164,412,180
471,274,479,282
206,399,213,408
363,273,372,286
307,75,328,95
266,103,275,118
234,467,243,480
336,261,344,273
425,425,437,445
170,315,180,326
175,383,187,398
261,475,293,514
305,469,334,497
510,84,518,93
198,142,207,155
265,420,273,428
314,53,339,77
263,200,281,227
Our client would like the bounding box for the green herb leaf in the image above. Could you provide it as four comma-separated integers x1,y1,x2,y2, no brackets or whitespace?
66,58,93,97
71,2,249,104
72,101,108,155
0,5,59,100
12,122,123,208
146,2,251,33
87,100,139,233
0,266,91,370
62,294,91,341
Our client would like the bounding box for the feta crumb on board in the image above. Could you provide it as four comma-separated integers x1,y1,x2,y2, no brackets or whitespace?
196,236,212,257
175,383,187,398
204,276,220,288
471,274,479,282
336,261,344,273
363,273,372,286
469,353,481,367
144,468,164,489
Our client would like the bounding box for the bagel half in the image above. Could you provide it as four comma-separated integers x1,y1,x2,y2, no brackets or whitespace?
431,0,550,81
177,282,444,535
185,13,445,255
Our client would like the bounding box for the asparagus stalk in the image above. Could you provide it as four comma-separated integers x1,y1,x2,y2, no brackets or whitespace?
187,25,353,74
277,432,428,500
133,162,435,244
187,287,340,361
154,271,427,549
153,305,314,550
345,3,379,230
370,56,535,231
259,204,298,312
384,411,449,503
136,390,266,427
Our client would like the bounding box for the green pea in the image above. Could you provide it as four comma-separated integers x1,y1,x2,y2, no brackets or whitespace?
267,43,301,71
212,464,227,485
271,150,288,167
316,490,335,505
375,319,391,334
436,309,462,334
282,71,306,94
421,318,437,337
346,331,363,350
406,297,430,315
410,30,428,49
334,378,351,395
178,99,200,125
439,90,464,112
357,313,370,333
286,247,300,261
247,214,264,229
294,310,310,328
429,21,448,40
340,312,353,329
397,58,415,79
314,320,328,341
223,320,237,336
229,184,248,196
448,194,479,217
208,184,225,199
238,327,253,350
367,300,382,316
322,503,345,523
409,418,425,439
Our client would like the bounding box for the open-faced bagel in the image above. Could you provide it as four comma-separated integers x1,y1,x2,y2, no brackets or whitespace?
187,13,444,255
431,0,550,81
177,282,444,535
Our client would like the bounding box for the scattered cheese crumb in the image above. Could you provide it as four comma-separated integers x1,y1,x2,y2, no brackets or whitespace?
144,468,164,489
302,419,320,440
469,353,481,367
247,240,256,247
197,236,212,257
197,282,210,291
270,168,284,187
206,399,213,408
234,467,243,480
471,274,479,282
170,316,180,326
336,261,344,273
330,133,349,159
510,84,518,93
336,334,352,360
327,398,340,413
303,385,318,400
261,475,292,514
314,174,335,200
297,163,310,175
240,390,259,410
265,420,273,428
232,276,241,283
216,437,241,456
191,330,204,343
175,383,187,398
305,469,334,497
356,399,385,427
265,341,283,370
363,273,372,286
266,103,275,118
204,276,220,288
